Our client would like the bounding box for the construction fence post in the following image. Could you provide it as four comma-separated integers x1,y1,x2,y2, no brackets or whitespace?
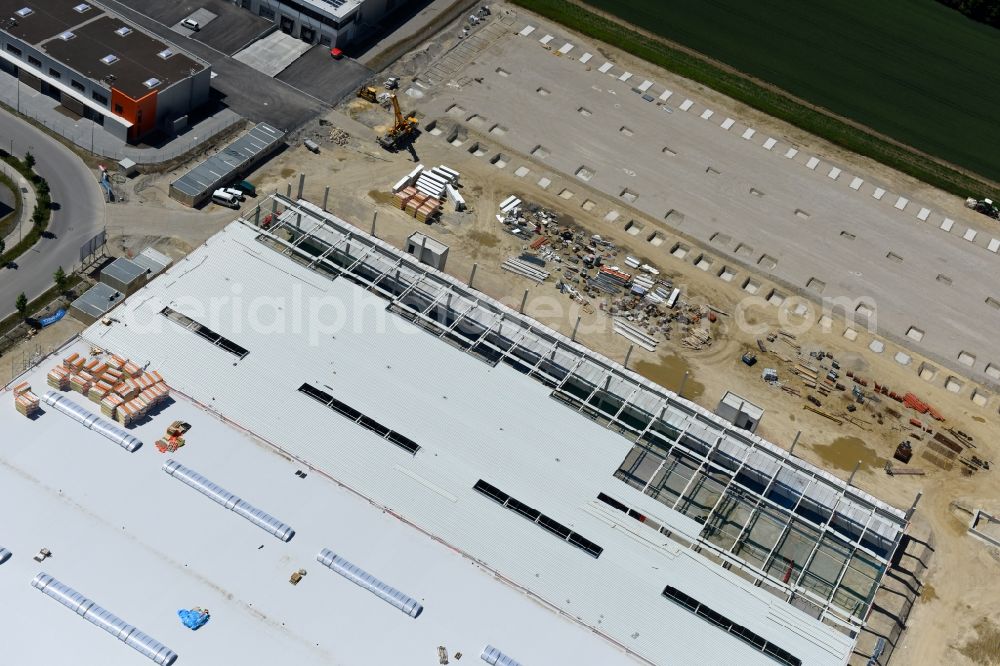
322,186,330,211
469,263,477,289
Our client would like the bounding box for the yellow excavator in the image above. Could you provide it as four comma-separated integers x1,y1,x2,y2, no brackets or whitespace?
377,94,418,151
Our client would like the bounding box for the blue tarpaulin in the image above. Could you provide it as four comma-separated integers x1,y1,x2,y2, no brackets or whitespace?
38,309,65,328
177,608,210,630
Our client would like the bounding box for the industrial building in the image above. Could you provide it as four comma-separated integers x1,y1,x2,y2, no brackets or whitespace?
0,0,211,141
237,0,400,47
68,281,122,324
100,256,148,295
1,195,913,665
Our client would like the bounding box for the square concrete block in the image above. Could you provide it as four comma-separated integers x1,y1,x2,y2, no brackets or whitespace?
843,328,858,341
868,340,884,353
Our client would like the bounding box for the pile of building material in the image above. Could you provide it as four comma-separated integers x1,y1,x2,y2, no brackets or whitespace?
393,187,442,223
392,164,462,215
612,319,658,352
330,127,350,146
499,195,521,216
13,382,40,417
51,351,170,426
46,366,70,391
501,256,549,282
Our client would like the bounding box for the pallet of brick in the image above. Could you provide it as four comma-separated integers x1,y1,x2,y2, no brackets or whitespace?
147,370,165,385
115,401,138,426
12,381,31,396
147,383,169,404
101,393,124,419
88,380,115,404
107,354,127,371
63,352,80,369
47,367,70,390
16,391,40,417
122,361,142,378
129,396,150,418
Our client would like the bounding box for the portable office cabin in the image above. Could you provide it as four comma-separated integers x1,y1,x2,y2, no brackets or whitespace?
100,258,148,296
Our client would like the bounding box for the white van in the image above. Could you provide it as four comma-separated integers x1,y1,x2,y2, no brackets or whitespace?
181,18,200,31
211,189,239,209
224,187,245,201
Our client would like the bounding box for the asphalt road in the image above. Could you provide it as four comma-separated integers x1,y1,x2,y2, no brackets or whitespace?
0,110,104,319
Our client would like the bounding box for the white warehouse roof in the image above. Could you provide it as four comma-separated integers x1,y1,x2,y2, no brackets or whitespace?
57,196,909,665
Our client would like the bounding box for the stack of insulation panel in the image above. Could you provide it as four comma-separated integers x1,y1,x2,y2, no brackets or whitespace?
16,390,40,417
394,186,418,210
101,393,124,419
115,400,139,426
63,353,85,374
87,380,115,404
115,378,140,401
47,366,70,391
70,372,93,395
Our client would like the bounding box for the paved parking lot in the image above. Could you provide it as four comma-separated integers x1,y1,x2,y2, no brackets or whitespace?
277,47,374,105
108,0,273,55
415,16,1000,387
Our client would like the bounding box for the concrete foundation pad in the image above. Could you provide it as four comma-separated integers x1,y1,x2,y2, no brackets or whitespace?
869,340,885,353
234,30,312,77
945,376,964,393
843,328,858,341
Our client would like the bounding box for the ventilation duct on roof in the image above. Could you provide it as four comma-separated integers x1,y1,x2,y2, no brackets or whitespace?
0,547,11,565
162,460,295,541
316,548,423,618
481,645,523,666
31,573,178,665
42,391,142,452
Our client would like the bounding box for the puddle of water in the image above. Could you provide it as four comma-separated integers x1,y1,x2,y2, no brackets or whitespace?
635,355,705,399
368,189,396,206
811,436,880,473
972,416,986,423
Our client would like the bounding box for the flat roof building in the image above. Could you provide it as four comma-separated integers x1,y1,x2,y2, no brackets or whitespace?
0,0,211,141
21,194,911,665
68,281,122,324
239,0,400,47
100,256,148,295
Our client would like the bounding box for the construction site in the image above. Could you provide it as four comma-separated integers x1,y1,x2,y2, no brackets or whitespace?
2,2,1000,666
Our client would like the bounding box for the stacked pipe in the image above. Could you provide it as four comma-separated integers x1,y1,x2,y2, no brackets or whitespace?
31,573,177,665
162,460,295,542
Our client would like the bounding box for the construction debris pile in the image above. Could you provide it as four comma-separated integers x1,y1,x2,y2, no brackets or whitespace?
496,196,719,351
392,164,464,222
12,382,40,417
329,127,350,147
48,351,170,427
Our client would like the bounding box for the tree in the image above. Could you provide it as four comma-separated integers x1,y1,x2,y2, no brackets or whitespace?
23,152,34,170
15,292,27,319
54,266,67,293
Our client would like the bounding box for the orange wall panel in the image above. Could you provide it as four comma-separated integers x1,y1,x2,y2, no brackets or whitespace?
111,88,157,140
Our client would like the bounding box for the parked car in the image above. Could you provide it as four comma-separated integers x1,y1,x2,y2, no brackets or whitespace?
181,18,200,31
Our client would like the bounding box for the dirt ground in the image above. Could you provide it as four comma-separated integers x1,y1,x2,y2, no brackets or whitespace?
4,3,993,663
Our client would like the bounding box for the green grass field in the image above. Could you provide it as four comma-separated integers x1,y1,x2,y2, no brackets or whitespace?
512,0,1000,198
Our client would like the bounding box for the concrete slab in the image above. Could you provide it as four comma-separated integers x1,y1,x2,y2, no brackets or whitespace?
519,25,536,36
784,147,798,159
579,52,592,64
539,34,554,45
721,118,735,130
762,137,777,150
894,196,909,210
806,157,820,170
742,128,756,140
850,177,864,190
234,31,312,77
917,207,931,221
827,167,841,180
963,228,978,242
700,109,714,120
679,99,694,111
873,187,886,200
940,218,955,232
